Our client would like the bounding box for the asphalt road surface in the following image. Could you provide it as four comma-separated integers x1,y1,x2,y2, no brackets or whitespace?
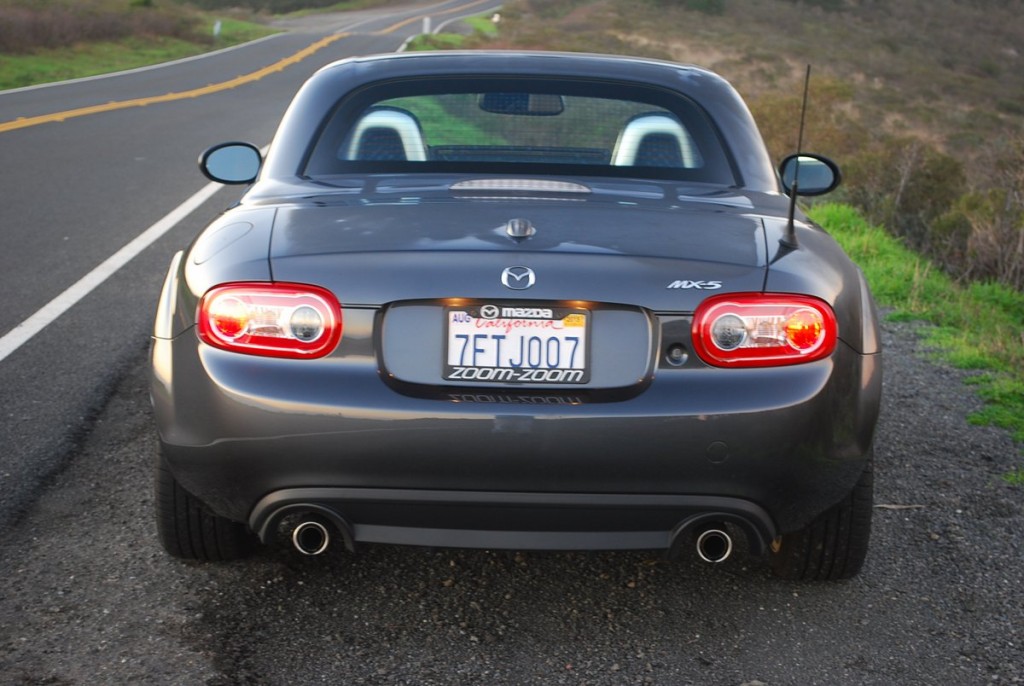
0,0,501,534
1,2,1022,684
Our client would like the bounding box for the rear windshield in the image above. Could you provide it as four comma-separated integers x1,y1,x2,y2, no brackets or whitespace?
304,77,736,184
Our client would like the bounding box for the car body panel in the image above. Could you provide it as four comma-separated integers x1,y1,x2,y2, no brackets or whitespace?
269,205,767,304
154,329,875,536
151,51,882,561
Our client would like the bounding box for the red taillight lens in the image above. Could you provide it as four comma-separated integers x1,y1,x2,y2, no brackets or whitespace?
692,293,837,367
197,283,342,359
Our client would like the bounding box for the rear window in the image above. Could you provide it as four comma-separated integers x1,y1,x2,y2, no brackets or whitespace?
304,77,736,184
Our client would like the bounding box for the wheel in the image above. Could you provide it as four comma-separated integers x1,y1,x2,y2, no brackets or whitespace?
155,451,256,560
769,456,873,580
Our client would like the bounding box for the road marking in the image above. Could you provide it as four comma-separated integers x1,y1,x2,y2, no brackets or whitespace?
376,0,495,34
0,33,348,134
397,1,504,51
0,181,222,363
0,0,500,362
0,0,495,134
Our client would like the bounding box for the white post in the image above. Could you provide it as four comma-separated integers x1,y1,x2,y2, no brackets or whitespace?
423,17,431,34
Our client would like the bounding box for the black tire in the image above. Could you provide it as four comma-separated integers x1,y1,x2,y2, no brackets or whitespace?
155,452,256,561
769,456,874,580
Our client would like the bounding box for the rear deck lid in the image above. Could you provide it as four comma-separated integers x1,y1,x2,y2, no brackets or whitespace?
269,190,767,311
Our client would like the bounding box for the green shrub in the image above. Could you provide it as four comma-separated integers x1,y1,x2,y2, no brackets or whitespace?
813,203,1024,448
652,0,726,15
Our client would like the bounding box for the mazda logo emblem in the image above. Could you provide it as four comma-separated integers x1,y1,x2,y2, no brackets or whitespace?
501,266,535,290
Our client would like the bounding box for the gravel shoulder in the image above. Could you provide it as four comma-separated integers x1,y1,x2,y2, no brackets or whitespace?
0,320,1021,685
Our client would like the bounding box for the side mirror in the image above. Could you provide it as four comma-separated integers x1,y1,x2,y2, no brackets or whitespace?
199,142,262,185
779,153,841,196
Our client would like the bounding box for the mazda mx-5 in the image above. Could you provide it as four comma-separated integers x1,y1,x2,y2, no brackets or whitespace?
150,51,881,580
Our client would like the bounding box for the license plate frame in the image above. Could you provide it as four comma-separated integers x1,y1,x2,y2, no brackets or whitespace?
443,304,590,385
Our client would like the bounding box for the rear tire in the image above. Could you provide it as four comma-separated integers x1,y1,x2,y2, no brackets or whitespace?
769,456,873,580
155,452,256,561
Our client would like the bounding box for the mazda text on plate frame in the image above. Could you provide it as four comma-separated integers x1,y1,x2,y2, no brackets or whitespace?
151,51,882,580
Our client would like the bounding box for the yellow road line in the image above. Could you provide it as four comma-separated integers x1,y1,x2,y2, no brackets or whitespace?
0,34,348,134
0,0,494,135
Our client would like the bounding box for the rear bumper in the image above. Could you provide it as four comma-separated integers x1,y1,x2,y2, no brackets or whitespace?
152,327,881,543
248,487,777,554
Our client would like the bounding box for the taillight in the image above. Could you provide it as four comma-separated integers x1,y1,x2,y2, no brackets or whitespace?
197,283,342,359
692,293,836,367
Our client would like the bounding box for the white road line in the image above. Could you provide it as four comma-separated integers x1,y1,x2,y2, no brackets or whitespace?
0,181,222,363
0,1,494,363
399,1,503,50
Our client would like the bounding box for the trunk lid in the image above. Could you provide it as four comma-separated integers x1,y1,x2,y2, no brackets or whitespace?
269,190,767,310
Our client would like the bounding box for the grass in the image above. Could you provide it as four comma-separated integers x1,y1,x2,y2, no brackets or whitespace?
276,0,409,18
406,33,467,51
811,203,1024,374
0,17,276,90
463,15,500,38
1005,466,1024,487
405,13,499,52
811,203,1024,479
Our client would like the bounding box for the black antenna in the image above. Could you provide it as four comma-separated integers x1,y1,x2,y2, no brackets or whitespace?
781,64,812,250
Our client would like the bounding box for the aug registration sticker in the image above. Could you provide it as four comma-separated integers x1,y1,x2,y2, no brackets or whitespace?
444,305,590,384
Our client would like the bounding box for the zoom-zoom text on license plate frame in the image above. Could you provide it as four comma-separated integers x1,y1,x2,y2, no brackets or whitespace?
444,306,590,384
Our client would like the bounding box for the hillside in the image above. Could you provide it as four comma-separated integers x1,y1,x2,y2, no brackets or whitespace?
457,0,1024,290
486,0,1023,166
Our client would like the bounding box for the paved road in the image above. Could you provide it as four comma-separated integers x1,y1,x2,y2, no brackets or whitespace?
1,2,1022,684
0,0,500,535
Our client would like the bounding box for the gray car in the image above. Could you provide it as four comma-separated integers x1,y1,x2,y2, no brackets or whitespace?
151,51,882,580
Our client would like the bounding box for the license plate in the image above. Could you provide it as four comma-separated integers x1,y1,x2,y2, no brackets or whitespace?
444,305,590,384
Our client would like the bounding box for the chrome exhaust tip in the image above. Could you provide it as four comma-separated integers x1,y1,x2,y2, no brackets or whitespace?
695,526,733,564
291,520,330,556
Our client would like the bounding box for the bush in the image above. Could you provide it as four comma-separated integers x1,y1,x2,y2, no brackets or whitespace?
837,134,1024,291
187,0,340,11
649,0,726,14
954,187,1024,289
0,2,203,54
753,79,1022,291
